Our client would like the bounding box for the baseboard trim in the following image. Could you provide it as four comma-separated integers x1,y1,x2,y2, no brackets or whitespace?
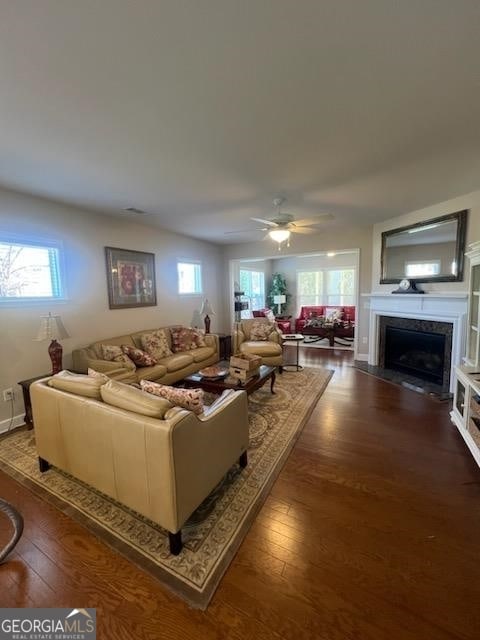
355,354,368,362
0,414,25,434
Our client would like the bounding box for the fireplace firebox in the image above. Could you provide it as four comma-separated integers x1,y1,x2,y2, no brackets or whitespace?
384,326,445,384
378,316,453,390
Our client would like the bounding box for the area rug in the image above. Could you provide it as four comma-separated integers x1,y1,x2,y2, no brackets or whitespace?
0,367,332,609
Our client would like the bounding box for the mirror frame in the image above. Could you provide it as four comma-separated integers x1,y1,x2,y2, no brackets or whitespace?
380,209,468,284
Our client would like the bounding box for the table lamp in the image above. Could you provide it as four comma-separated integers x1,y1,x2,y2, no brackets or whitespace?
273,294,286,316
34,312,70,374
199,299,215,333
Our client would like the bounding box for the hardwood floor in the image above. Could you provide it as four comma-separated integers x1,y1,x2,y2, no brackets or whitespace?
1,348,479,639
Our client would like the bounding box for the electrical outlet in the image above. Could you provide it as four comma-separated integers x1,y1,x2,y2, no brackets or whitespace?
362,337,368,344
3,388,14,402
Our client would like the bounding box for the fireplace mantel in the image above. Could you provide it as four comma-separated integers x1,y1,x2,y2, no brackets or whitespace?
363,292,468,392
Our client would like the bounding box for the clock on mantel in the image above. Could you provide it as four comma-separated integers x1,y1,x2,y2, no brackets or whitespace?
392,279,424,294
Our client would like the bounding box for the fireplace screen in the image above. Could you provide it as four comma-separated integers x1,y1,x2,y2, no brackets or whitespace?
379,316,453,389
385,326,445,384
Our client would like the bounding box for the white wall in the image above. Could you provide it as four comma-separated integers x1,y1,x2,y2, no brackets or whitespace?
223,226,372,355
272,252,358,317
0,187,225,423
372,190,480,292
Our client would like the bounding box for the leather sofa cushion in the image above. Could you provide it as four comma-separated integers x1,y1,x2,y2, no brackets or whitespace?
135,364,168,381
161,353,194,372
191,346,215,362
100,379,172,418
240,341,282,356
48,370,105,399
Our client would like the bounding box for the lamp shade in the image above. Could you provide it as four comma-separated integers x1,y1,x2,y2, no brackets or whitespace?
200,299,215,316
34,313,70,341
273,295,286,305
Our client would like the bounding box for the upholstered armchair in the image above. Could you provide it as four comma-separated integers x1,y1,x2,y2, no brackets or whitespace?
233,318,283,369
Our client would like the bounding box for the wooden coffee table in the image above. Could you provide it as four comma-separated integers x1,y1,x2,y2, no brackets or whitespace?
181,361,276,395
302,323,354,346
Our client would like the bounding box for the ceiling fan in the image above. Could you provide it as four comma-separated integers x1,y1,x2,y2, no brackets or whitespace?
225,198,333,248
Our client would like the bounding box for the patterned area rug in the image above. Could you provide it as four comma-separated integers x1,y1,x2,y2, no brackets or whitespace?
0,367,332,609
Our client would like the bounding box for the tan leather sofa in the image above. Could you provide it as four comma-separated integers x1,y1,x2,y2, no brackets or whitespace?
233,318,283,368
72,327,219,384
30,378,249,555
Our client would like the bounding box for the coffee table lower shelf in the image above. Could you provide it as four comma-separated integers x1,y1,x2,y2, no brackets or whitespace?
181,361,276,396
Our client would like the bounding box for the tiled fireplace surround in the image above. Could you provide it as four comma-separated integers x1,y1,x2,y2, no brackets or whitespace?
364,293,468,393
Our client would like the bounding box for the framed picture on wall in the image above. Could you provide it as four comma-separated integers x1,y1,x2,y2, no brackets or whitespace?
105,246,157,309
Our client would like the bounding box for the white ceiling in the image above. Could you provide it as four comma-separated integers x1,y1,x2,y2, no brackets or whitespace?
1,0,480,244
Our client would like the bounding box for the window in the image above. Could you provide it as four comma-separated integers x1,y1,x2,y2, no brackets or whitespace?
325,269,355,305
405,261,441,278
297,268,355,310
239,269,265,318
0,239,64,301
297,271,324,307
177,261,202,294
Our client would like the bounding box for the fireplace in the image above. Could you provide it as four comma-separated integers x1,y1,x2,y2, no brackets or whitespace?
364,292,467,394
378,316,453,389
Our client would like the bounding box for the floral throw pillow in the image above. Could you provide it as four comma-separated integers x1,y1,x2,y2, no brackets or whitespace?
87,368,110,384
325,307,342,322
265,309,276,322
171,326,196,352
101,344,135,369
140,380,204,415
250,321,274,341
140,329,172,360
170,327,206,352
191,328,206,348
121,344,157,367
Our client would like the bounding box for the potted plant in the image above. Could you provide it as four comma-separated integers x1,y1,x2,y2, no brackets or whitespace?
267,273,290,316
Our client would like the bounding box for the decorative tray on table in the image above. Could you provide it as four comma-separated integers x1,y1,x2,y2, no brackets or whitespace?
198,365,229,380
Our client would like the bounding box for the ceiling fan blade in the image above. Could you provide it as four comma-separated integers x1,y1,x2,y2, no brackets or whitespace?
290,225,319,234
224,227,268,235
250,217,278,227
293,214,334,227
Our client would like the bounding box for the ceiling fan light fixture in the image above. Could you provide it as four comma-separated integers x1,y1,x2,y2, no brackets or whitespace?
269,229,291,243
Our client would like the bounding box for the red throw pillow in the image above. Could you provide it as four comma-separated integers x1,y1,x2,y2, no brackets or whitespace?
121,345,157,367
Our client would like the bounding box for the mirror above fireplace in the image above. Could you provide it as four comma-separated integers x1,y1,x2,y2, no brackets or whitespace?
380,210,467,284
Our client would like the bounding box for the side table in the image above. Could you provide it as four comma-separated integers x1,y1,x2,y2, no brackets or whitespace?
281,334,304,372
216,334,232,360
18,374,50,430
